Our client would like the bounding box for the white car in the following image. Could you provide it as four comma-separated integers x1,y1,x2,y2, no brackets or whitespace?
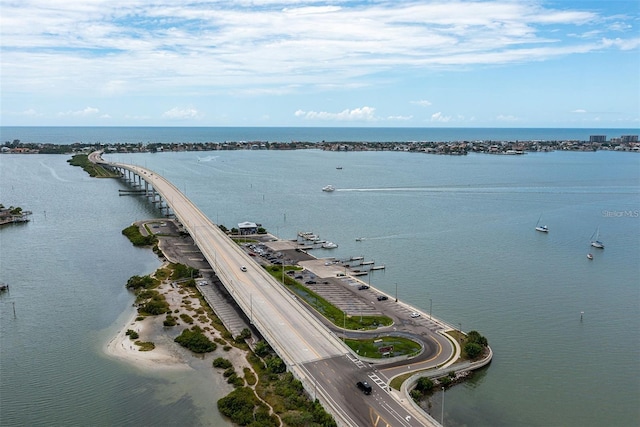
410,312,420,318
240,266,247,272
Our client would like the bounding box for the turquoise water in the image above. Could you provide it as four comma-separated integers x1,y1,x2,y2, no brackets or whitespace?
1,136,639,426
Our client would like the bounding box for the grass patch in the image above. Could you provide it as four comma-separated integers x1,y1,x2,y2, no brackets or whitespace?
265,265,392,330
344,336,421,358
68,154,119,178
135,341,155,351
122,225,157,246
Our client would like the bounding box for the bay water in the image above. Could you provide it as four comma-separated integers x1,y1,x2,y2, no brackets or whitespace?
1,127,639,426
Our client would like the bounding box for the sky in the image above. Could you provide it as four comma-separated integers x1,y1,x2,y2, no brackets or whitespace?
1,0,639,128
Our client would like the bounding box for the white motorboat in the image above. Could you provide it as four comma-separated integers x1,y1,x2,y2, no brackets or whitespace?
322,185,335,192
322,241,338,249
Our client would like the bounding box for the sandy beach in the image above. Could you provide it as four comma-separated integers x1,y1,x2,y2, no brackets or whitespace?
104,268,251,374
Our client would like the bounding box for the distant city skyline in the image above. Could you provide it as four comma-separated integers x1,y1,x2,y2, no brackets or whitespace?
1,0,638,128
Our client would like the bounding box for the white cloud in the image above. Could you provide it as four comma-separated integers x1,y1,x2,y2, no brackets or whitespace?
162,107,202,120
20,108,40,117
295,107,377,121
0,0,633,98
0,1,637,126
387,115,413,121
58,107,100,117
431,112,452,122
496,114,519,122
601,37,640,51
572,109,588,113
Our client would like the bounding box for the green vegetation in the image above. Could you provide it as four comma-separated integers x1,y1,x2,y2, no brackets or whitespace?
265,265,392,330
139,292,170,315
163,314,177,327
174,326,217,353
409,377,435,400
221,341,337,427
122,224,157,246
135,341,155,351
463,330,488,360
179,313,194,324
170,263,198,280
235,328,251,343
126,274,157,290
67,154,119,177
217,387,278,426
344,336,421,359
125,329,139,340
125,274,170,316
213,357,233,369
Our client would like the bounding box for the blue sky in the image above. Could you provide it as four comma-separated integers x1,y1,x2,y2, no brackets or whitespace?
1,0,638,127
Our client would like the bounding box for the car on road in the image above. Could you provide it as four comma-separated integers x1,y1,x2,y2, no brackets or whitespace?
377,295,388,301
240,266,247,272
358,285,370,290
410,312,421,318
305,280,317,285
356,381,372,395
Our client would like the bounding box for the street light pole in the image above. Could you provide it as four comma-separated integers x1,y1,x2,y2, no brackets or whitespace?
430,298,432,320
343,312,346,341
395,282,398,302
441,387,445,426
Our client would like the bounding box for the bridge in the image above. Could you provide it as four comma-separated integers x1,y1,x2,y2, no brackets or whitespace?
94,152,449,427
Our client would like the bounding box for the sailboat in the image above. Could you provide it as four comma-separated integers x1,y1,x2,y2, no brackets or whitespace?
590,227,604,249
535,214,548,233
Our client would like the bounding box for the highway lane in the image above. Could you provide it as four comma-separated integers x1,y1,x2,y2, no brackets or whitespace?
103,158,445,426
116,162,347,364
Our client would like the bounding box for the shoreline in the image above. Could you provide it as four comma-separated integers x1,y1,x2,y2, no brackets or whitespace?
104,302,190,371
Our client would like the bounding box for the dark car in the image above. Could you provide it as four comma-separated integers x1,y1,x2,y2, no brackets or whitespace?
356,381,372,395
358,285,370,290
305,280,316,285
377,295,388,301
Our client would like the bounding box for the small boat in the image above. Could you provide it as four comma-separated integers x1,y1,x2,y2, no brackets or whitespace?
336,166,343,170
322,241,338,249
590,227,604,249
587,253,593,260
0,282,8,292
322,185,335,192
535,214,548,233
355,237,365,242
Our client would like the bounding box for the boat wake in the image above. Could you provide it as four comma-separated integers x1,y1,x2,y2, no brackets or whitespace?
40,161,70,182
197,155,219,162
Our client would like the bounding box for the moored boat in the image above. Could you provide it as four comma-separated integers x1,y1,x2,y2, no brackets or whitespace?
590,227,604,249
535,214,548,232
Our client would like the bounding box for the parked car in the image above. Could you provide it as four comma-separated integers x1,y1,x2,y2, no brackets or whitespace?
358,285,370,290
305,280,316,285
356,381,372,395
377,295,388,301
410,312,421,318
240,266,247,272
